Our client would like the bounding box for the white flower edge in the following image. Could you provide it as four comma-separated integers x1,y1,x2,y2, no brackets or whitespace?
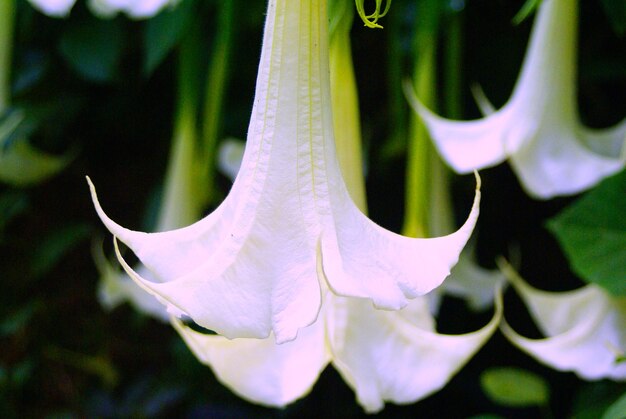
86,0,481,344
436,242,507,312
404,0,626,199
93,239,172,321
170,302,331,408
328,288,503,413
88,0,181,19
27,0,76,17
170,285,502,413
499,259,626,381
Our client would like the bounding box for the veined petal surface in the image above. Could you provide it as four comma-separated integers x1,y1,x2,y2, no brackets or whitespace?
327,290,502,413
501,263,626,380
88,0,479,343
321,174,480,309
171,311,330,407
407,0,626,199
88,0,324,343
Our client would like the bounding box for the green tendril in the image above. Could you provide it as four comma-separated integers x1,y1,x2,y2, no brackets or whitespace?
354,0,392,29
512,0,542,25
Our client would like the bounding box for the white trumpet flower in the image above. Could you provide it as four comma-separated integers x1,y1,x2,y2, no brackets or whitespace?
26,0,77,17
499,260,626,380
167,2,497,412
95,0,234,319
173,284,502,412
88,0,180,19
88,0,480,345
405,0,626,199
26,0,178,19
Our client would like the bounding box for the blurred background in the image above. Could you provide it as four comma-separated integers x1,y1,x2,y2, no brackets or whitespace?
1,0,625,417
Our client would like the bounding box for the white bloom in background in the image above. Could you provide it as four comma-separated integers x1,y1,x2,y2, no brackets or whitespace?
88,0,180,19
406,0,626,199
216,137,245,182
95,242,173,321
26,0,77,17
499,260,626,381
439,247,507,312
88,0,480,345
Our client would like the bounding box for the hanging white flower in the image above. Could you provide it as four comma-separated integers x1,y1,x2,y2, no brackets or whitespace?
405,0,626,199
87,0,480,344
87,0,180,19
173,285,502,413
26,0,77,17
499,260,626,381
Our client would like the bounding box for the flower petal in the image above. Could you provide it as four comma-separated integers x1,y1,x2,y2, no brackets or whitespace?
93,240,171,321
327,289,502,413
26,0,76,17
217,138,245,182
171,313,330,408
509,126,625,198
88,0,179,19
579,119,626,159
406,0,626,198
403,86,516,173
87,0,332,343
500,261,626,380
440,245,506,311
320,173,481,310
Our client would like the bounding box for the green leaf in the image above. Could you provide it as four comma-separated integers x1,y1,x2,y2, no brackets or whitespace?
143,0,195,76
480,367,549,407
600,0,626,37
547,171,626,296
572,381,626,419
58,18,124,83
0,302,40,337
30,223,92,278
603,391,626,419
0,190,28,233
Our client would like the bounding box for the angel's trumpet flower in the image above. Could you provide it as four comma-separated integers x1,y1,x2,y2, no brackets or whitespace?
169,3,497,411
406,0,626,199
88,0,479,345
499,260,626,381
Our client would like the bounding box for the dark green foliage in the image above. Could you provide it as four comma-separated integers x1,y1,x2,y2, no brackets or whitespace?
548,171,626,296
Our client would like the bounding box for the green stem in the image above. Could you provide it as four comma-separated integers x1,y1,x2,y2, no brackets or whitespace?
330,0,367,213
0,0,15,112
155,23,202,231
428,8,466,237
382,1,407,160
201,0,235,207
402,1,439,238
